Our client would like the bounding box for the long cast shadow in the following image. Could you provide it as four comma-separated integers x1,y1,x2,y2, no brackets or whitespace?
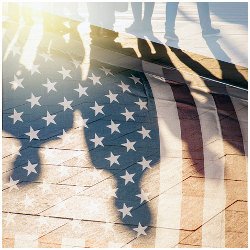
3,4,160,234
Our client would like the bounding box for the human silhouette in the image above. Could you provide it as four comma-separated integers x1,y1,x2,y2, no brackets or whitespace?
6,3,34,25
126,2,155,35
165,2,220,40
3,2,160,235
87,2,117,38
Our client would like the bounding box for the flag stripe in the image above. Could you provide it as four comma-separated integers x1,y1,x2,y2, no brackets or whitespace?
212,91,246,248
143,61,183,247
162,68,205,246
194,89,226,248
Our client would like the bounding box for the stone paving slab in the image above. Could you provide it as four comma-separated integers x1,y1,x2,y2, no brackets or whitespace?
179,201,248,248
3,181,76,215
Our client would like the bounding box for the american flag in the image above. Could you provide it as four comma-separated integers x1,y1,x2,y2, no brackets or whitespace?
2,6,248,248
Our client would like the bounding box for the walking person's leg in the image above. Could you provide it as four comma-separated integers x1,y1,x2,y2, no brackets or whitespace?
125,2,142,33
142,2,155,32
165,2,179,40
197,2,220,37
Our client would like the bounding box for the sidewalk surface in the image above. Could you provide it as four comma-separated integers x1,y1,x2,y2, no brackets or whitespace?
18,2,248,68
2,4,248,248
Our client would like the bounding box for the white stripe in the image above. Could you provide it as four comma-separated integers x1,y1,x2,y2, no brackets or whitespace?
14,233,38,248
143,62,183,247
190,87,226,247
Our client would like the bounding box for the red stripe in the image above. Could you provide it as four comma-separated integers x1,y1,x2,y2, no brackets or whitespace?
212,92,246,248
163,68,204,175
212,93,245,155
163,68,205,246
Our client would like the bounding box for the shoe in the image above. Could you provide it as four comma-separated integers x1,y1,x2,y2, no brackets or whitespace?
141,20,153,34
164,30,178,41
202,28,220,37
125,22,141,34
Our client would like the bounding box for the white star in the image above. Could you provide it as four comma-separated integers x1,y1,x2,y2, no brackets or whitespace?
37,216,49,227
11,45,21,56
26,93,41,108
74,84,88,97
118,81,131,93
105,90,119,103
105,152,120,167
121,138,136,152
10,144,22,156
57,129,72,144
75,117,89,128
25,126,40,141
8,109,23,124
43,78,57,93
133,222,147,237
88,200,102,214
100,66,113,76
22,160,38,176
38,179,52,194
70,219,82,231
41,147,57,160
42,111,56,126
10,75,24,90
121,108,135,121
90,133,104,148
3,213,16,226
120,170,135,185
129,74,142,84
90,101,104,116
89,168,103,181
30,64,41,75
40,52,53,62
138,157,152,171
74,185,85,195
71,58,81,69
104,187,118,198
136,189,150,204
107,120,120,134
138,126,151,139
88,73,101,85
58,66,72,80
4,177,19,192
135,98,148,110
22,194,35,208
118,203,133,218
102,220,115,233
59,97,73,111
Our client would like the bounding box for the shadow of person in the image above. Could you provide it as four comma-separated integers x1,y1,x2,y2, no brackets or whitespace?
137,34,246,177
3,4,34,83
168,40,246,156
137,38,205,176
203,36,246,156
170,43,247,89
77,6,161,228
3,6,85,185
3,4,161,235
204,36,247,88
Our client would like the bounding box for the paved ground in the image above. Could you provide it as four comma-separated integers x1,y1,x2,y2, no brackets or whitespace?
15,2,248,67
2,5,248,248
